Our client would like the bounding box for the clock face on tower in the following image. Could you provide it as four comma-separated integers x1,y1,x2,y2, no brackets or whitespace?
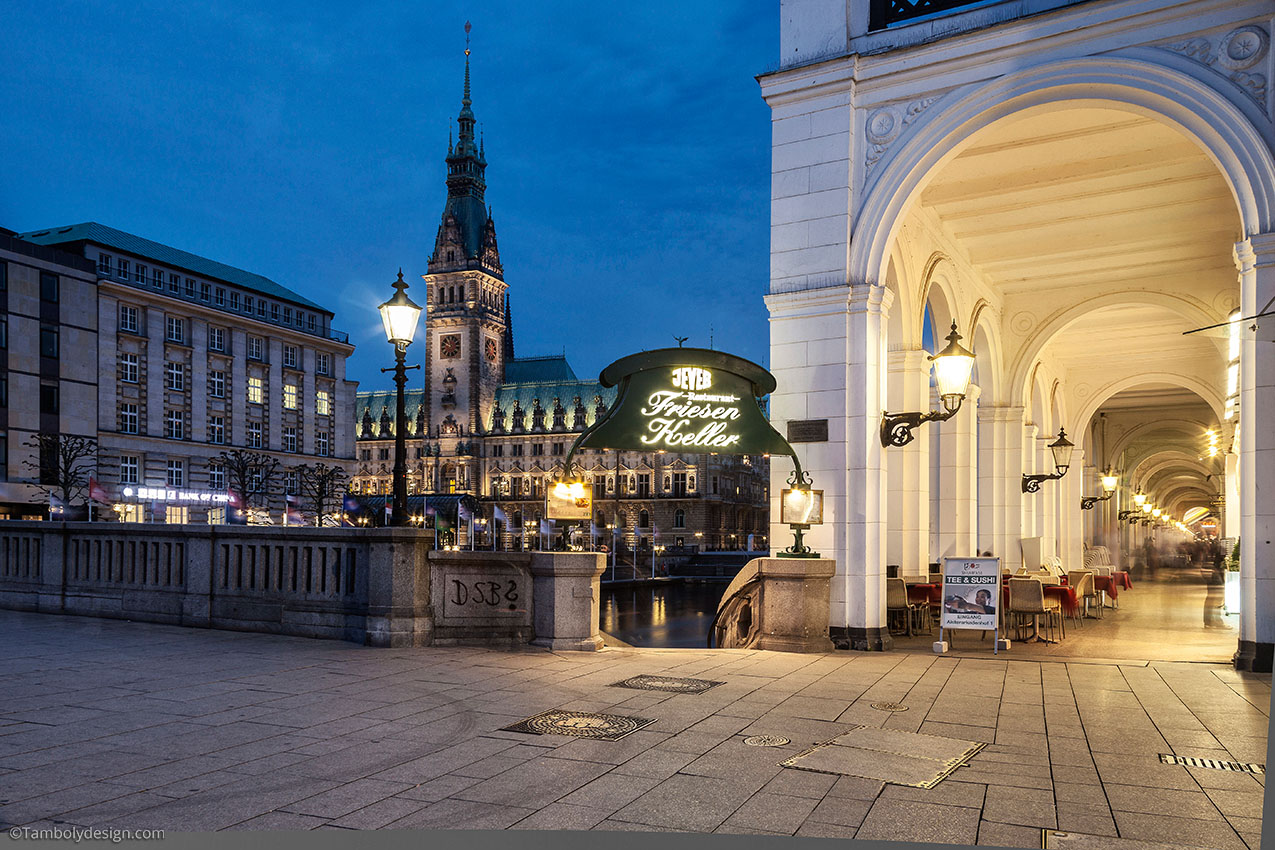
485,338,498,362
440,334,460,359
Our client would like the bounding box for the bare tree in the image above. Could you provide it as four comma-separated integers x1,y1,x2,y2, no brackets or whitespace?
23,433,97,506
215,450,280,508
292,462,349,526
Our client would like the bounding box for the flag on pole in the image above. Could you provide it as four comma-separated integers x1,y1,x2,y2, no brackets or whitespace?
88,477,109,503
228,489,244,509
539,518,551,537
492,505,507,524
458,501,472,521
285,494,303,526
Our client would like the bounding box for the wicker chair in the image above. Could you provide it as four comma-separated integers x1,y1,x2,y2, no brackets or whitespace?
1007,577,1063,643
1067,570,1100,620
886,577,916,636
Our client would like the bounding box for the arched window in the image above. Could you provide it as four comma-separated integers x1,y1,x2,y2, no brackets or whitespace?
639,510,650,529
674,509,685,529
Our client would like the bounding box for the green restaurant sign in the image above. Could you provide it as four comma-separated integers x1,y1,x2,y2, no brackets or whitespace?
566,348,795,463
561,347,820,557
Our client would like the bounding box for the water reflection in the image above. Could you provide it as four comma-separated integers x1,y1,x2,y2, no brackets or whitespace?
600,581,730,648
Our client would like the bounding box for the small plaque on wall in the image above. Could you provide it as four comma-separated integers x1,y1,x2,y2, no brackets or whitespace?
787,419,828,443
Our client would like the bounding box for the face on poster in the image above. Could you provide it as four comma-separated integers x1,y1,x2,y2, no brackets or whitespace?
941,557,1000,630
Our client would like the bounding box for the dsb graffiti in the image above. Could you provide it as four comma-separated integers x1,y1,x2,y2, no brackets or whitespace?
450,578,519,608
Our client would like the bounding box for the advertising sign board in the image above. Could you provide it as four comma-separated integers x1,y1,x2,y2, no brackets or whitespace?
571,349,794,459
547,480,592,521
940,557,1001,631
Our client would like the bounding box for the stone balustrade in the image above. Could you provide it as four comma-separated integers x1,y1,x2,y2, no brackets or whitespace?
0,522,603,650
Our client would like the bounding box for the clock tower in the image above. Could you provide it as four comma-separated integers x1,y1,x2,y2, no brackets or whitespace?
421,38,509,476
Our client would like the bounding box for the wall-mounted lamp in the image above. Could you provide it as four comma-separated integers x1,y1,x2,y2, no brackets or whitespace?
1081,471,1118,510
1022,429,1075,493
881,321,976,448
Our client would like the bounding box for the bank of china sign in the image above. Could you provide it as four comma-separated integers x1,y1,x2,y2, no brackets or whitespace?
570,349,795,460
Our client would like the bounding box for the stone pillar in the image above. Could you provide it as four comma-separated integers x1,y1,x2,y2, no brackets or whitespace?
979,405,1022,567
886,348,930,578
765,283,894,651
1234,235,1275,672
365,528,432,648
530,552,606,651
1062,449,1084,571
1038,435,1058,560
1020,422,1039,541
751,557,837,653
1225,451,1240,540
937,384,979,559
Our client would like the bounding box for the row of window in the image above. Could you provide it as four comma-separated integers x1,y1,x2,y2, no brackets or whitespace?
100,254,322,334
117,404,331,456
489,442,568,458
119,355,332,414
118,306,333,374
120,457,319,494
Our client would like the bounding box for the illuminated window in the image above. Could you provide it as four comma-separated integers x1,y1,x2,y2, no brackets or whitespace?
247,421,263,449
248,376,263,404
166,505,189,525
316,390,330,416
283,384,297,409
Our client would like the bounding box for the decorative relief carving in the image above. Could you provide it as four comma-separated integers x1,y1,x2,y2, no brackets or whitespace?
1219,26,1269,71
865,96,942,171
1160,26,1269,111
1010,312,1035,335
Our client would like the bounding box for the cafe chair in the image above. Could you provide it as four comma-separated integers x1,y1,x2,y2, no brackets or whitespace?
1067,570,1100,620
1007,577,1063,643
885,577,917,637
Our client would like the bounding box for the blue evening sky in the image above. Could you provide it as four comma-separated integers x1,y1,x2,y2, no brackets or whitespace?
2,1,777,391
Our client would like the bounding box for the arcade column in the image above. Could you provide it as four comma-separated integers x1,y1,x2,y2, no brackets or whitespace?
765,282,894,651
1234,234,1275,672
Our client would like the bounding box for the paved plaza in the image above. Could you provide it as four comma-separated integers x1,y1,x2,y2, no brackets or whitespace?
0,610,1268,847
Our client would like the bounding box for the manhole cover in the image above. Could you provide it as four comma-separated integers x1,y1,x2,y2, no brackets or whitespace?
1159,754,1264,774
744,735,791,747
501,710,656,741
871,702,909,712
610,674,724,694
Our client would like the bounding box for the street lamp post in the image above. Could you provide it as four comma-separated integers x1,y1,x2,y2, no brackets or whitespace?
378,270,423,528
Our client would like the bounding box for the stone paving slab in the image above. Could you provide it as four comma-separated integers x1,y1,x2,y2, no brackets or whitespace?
0,609,1267,847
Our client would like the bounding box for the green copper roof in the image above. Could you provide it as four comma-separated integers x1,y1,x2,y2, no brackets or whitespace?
491,380,618,432
355,390,427,438
504,356,577,383
19,222,328,313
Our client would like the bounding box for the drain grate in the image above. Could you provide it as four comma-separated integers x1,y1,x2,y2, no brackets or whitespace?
1159,754,1264,774
501,710,657,741
870,702,909,712
610,674,724,694
743,735,791,747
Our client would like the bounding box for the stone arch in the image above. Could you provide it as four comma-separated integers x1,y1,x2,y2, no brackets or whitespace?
917,252,957,349
1008,292,1224,412
969,303,1003,404
1073,373,1226,443
1108,414,1218,462
851,55,1275,288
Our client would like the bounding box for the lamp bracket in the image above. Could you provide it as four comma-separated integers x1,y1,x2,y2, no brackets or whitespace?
1022,470,1065,494
880,402,961,448
1080,491,1115,510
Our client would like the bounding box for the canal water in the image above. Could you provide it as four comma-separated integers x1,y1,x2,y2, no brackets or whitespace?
600,580,731,648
